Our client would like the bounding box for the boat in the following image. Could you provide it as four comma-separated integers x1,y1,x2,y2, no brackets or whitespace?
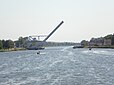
37,51,40,54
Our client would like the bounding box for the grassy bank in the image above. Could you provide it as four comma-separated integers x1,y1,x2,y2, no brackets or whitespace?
85,46,114,49
0,48,26,52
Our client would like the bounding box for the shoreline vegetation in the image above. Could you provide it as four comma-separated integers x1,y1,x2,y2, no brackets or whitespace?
0,48,26,52
85,46,114,49
1,46,114,52
0,33,114,52
1,45,114,52
80,33,114,49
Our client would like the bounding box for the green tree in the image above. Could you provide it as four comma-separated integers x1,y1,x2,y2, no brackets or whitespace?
104,34,113,39
112,34,114,45
17,37,28,47
2,40,14,49
18,37,24,46
7,40,14,48
0,40,3,49
81,40,89,46
2,40,7,49
104,34,114,45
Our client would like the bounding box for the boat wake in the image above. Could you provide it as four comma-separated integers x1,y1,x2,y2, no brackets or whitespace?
82,50,109,55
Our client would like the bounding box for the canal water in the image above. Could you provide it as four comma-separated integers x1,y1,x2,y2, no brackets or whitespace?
0,46,114,85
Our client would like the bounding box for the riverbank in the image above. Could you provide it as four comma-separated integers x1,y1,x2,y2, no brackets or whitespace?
85,45,114,49
0,48,26,52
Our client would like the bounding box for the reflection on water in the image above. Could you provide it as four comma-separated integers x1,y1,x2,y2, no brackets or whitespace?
0,47,114,85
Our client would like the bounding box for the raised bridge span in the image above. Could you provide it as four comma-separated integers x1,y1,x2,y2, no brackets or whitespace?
26,21,64,50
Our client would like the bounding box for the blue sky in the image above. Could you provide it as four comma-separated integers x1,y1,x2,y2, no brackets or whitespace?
0,0,114,42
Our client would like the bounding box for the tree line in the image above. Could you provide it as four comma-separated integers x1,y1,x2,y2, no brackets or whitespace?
1,33,114,50
0,37,28,50
0,40,14,50
81,33,114,47
104,34,114,45
0,36,77,50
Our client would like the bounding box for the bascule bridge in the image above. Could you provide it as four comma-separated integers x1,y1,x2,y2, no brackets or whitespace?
26,21,64,50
